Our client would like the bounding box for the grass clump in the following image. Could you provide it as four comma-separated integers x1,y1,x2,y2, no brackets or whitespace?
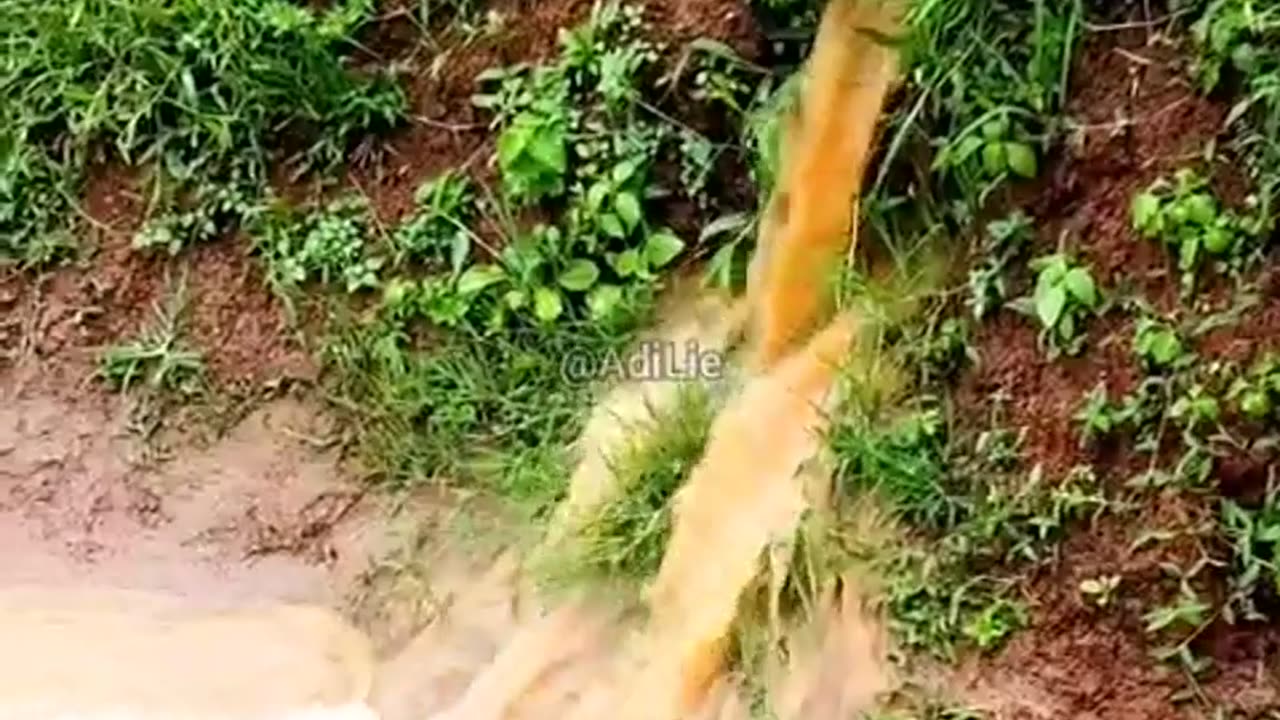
830,376,1112,660
872,0,1082,224
322,317,625,499
538,385,718,589
1,0,405,265
1186,0,1280,228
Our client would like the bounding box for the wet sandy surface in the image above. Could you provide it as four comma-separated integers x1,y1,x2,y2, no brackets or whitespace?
0,377,397,612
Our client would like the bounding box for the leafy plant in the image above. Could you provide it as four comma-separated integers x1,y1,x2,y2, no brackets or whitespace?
1080,574,1122,608
391,171,478,271
1,0,405,264
1133,317,1190,372
1019,253,1100,355
133,174,259,256
253,195,385,297
1221,480,1280,623
967,210,1035,320
1075,383,1125,445
882,0,1082,217
1227,353,1280,422
98,289,205,395
935,112,1038,184
1131,169,1263,290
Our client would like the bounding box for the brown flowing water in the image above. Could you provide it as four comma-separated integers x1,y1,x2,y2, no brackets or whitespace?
0,1,904,717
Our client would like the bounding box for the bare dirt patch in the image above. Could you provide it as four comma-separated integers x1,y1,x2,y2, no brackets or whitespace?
0,385,384,608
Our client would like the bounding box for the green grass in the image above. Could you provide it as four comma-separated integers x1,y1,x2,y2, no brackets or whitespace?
98,282,204,396
533,384,719,592
0,0,405,265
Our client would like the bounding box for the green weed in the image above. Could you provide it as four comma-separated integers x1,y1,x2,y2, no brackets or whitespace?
967,210,1035,321
98,286,204,396
1221,480,1280,623
253,194,386,298
1,0,405,263
1227,352,1280,422
390,170,478,271
873,0,1082,222
1016,252,1100,356
1131,168,1265,292
1187,0,1280,232
1134,317,1191,372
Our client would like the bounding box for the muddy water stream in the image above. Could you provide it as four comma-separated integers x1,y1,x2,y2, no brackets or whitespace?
0,1,903,717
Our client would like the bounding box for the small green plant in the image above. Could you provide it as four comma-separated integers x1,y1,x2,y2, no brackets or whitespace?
391,171,478,271
98,289,205,396
1170,383,1222,435
1075,383,1125,445
1143,568,1215,681
254,195,385,297
1228,353,1280,422
934,112,1038,184
133,175,258,256
1131,169,1262,290
1079,574,1122,608
967,211,1035,320
885,0,1082,217
1187,0,1280,239
831,406,956,529
1133,317,1189,372
1221,480,1280,623
1018,253,1100,355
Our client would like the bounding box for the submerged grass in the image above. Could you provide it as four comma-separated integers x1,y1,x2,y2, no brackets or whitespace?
533,383,720,593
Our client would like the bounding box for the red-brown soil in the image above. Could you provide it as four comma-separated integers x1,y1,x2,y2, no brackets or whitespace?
952,21,1280,720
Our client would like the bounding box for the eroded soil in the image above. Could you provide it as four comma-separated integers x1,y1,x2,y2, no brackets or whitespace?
952,23,1280,720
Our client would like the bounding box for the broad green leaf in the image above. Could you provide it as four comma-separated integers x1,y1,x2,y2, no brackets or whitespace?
1203,225,1233,255
587,182,609,212
504,289,527,309
611,249,642,278
534,286,564,322
645,229,685,269
600,213,626,239
1184,193,1217,226
558,258,600,292
1005,142,1037,179
612,159,640,184
449,232,471,275
1064,268,1097,306
982,142,1006,176
1035,283,1067,329
1131,192,1161,234
587,284,624,320
614,191,642,232
982,115,1010,141
457,264,506,296
529,126,567,173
